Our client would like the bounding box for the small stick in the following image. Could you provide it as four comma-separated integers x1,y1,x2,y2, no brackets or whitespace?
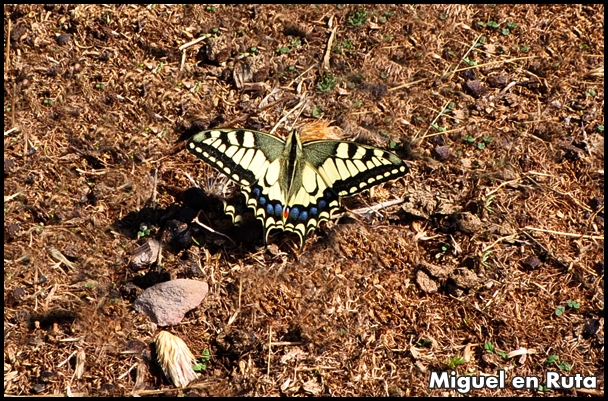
267,327,272,375
6,17,11,64
192,212,236,245
178,35,211,51
321,18,338,72
525,226,603,241
151,168,158,210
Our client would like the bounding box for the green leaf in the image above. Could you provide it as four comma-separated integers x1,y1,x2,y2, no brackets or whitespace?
566,300,580,309
317,74,337,92
432,123,446,132
555,305,565,316
484,341,495,353
447,356,465,369
417,338,433,347
311,105,324,118
348,8,368,27
545,355,559,365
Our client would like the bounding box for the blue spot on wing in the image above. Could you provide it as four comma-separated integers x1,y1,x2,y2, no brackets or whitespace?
289,207,300,220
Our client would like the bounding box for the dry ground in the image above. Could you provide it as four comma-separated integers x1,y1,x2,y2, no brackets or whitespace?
3,4,604,397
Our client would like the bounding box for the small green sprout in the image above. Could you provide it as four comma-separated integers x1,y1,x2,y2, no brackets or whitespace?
545,355,559,365
311,105,324,119
484,195,495,214
566,300,580,309
317,74,337,92
481,250,492,268
348,8,368,27
558,361,572,372
447,356,465,369
193,349,211,371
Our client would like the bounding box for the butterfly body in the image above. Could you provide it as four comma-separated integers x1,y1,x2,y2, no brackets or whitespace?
186,128,407,247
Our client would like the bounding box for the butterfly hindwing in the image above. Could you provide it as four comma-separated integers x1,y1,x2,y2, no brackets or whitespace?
187,128,290,239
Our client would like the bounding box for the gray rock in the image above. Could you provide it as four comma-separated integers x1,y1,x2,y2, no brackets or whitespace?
133,279,209,326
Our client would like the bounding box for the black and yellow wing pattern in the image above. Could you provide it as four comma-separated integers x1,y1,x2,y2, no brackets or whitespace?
186,128,408,247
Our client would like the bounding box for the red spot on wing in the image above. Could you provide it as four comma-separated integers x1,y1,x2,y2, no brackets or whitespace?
283,207,290,219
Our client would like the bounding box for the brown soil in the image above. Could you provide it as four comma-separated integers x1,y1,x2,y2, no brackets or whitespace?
4,4,604,397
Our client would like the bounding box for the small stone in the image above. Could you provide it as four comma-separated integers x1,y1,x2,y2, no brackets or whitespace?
455,212,482,235
487,74,508,88
582,318,601,338
130,239,161,270
521,255,542,269
56,33,70,46
450,268,478,289
416,270,439,293
432,145,451,161
589,197,602,212
464,80,489,98
418,260,453,279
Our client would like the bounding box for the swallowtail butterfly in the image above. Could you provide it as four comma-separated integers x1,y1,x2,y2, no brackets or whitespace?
186,128,408,247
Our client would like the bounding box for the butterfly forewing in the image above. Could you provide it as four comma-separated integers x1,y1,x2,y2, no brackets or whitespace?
302,140,408,197
187,129,285,187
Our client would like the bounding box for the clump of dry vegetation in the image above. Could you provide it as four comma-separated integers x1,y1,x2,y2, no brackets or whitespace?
4,4,603,396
